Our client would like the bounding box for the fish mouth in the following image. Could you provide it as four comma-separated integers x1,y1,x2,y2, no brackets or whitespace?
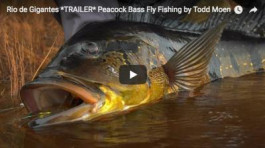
20,77,104,128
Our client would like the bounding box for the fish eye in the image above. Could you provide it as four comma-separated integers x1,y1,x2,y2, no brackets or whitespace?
70,41,100,58
60,42,100,68
80,42,99,55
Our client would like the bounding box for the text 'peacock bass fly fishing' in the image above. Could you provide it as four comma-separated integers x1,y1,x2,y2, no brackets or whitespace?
16,0,265,128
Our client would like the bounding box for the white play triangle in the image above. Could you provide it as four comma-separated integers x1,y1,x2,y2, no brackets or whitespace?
129,70,137,79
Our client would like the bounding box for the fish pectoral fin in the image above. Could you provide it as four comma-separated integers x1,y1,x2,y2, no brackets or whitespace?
163,22,226,91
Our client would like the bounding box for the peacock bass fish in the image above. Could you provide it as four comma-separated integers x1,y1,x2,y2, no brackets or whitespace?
20,21,265,128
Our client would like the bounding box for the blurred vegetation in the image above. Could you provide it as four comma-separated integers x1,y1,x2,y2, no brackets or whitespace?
0,0,64,105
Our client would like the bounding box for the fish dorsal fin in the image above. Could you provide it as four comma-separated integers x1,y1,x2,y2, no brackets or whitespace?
163,22,226,91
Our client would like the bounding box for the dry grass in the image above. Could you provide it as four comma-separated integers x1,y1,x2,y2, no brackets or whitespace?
0,2,64,105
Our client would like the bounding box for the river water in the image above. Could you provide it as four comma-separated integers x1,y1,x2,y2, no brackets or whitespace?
0,73,265,148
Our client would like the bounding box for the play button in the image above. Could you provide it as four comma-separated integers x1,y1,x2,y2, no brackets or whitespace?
119,65,147,85
130,71,137,79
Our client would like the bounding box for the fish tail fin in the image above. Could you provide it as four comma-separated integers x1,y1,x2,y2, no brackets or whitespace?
163,22,226,91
